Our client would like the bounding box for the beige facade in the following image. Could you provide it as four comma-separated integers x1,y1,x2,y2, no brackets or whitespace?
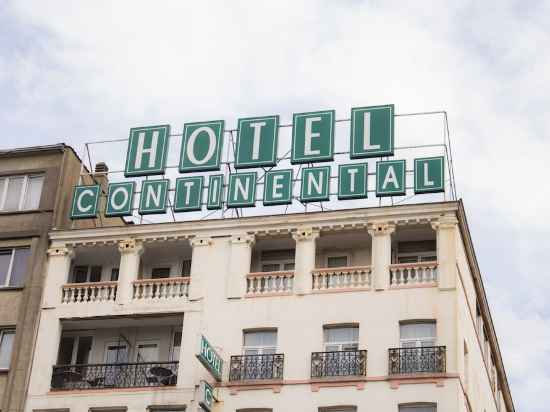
25,201,514,412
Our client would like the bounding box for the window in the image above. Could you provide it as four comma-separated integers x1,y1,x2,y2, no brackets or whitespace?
319,407,356,412
72,265,102,283
400,321,436,347
136,341,159,362
243,330,277,355
260,249,295,272
399,403,437,412
152,267,171,279
0,174,44,211
0,329,15,369
171,330,182,361
327,255,349,268
0,247,31,288
396,240,436,263
57,335,93,365
110,267,120,281
182,259,191,276
324,325,359,351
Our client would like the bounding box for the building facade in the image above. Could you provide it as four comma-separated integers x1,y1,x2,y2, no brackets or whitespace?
25,201,514,412
0,144,121,412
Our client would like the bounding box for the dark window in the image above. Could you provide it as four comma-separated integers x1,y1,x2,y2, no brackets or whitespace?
57,337,75,364
152,267,171,279
110,268,120,281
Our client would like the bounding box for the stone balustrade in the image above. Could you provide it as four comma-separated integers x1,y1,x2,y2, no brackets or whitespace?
132,277,190,300
61,281,118,303
311,266,372,292
389,261,438,288
246,271,294,296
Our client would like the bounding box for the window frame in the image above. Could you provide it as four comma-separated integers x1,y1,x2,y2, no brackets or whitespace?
0,247,31,288
71,265,103,283
242,329,278,355
325,253,351,268
323,324,359,351
170,329,182,362
0,174,44,212
57,333,94,365
398,402,437,412
0,328,15,370
259,249,295,272
397,250,437,264
399,320,437,348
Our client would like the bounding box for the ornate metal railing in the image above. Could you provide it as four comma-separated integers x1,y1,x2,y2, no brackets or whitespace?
312,266,372,291
311,350,367,378
246,271,294,296
61,281,118,303
132,277,189,300
388,346,446,375
51,361,178,390
389,261,438,288
229,354,284,381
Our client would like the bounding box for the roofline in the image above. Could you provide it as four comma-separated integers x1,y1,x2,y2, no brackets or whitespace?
457,199,515,412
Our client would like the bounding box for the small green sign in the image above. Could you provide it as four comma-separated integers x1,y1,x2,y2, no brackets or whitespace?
414,156,444,194
124,125,170,177
174,176,203,212
291,110,335,164
350,105,394,158
105,182,135,217
139,179,169,215
300,166,330,202
207,174,224,210
199,380,215,412
338,163,368,199
376,160,406,197
235,115,279,168
196,335,223,382
264,169,293,205
70,185,100,219
180,120,224,172
227,172,257,208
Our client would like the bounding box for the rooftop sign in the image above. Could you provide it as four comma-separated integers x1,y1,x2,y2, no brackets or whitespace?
70,104,446,220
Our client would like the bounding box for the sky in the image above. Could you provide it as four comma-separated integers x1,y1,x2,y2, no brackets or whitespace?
1,0,549,410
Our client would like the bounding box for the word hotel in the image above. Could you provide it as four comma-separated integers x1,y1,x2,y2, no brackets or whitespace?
70,104,445,219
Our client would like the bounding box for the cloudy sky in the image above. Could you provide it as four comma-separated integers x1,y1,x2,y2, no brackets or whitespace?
1,1,549,410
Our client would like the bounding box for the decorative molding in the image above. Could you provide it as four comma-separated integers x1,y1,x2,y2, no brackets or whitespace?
47,246,74,258
367,222,396,236
231,233,255,246
292,227,320,242
117,239,144,255
431,214,459,231
190,236,212,247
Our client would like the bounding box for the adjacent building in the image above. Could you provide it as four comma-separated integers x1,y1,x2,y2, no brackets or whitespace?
0,144,121,412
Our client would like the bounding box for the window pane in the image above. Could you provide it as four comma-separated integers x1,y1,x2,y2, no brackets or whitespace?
75,336,93,364
182,259,192,276
4,177,24,210
400,322,436,340
244,331,277,347
327,256,348,268
57,336,75,364
283,262,295,270
23,175,44,210
110,268,119,281
399,404,436,412
73,266,88,283
261,263,280,272
152,267,170,279
324,327,359,343
89,266,102,282
0,331,15,369
0,250,12,286
9,248,31,287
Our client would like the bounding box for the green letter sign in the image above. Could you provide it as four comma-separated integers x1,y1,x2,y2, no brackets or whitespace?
70,185,100,219
414,156,444,194
291,110,335,164
235,115,279,168
376,160,406,197
199,380,215,411
139,179,169,215
174,176,203,212
227,172,257,208
106,182,135,217
180,120,224,172
207,174,224,210
264,169,293,205
338,163,368,199
124,125,170,177
350,105,394,158
196,335,223,382
300,166,330,202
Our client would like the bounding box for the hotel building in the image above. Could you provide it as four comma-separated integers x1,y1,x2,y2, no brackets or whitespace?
24,200,514,412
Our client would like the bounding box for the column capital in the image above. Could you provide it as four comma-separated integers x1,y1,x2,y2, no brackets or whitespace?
431,215,459,231
190,236,212,248
230,233,255,246
367,222,396,236
292,227,320,242
118,239,144,255
47,246,74,258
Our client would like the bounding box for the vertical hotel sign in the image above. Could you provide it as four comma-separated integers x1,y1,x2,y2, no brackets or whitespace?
196,335,223,382
70,104,446,219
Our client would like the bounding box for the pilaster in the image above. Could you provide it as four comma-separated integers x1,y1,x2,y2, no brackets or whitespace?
189,236,213,301
227,234,255,298
431,214,459,290
367,222,395,291
292,227,319,295
117,239,144,305
42,246,74,308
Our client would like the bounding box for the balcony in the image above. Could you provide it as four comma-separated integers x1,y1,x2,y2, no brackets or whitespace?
229,354,284,381
132,277,189,300
51,361,178,390
311,350,367,378
62,281,117,303
388,346,446,375
312,266,371,292
246,271,294,296
389,261,438,288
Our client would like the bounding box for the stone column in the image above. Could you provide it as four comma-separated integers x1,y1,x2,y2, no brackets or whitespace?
227,234,255,298
42,246,74,308
188,236,212,301
292,227,319,295
431,214,458,290
368,223,395,291
117,239,143,305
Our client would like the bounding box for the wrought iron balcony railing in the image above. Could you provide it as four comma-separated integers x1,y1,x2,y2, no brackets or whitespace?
229,353,284,381
51,361,178,390
388,346,446,375
311,350,367,378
